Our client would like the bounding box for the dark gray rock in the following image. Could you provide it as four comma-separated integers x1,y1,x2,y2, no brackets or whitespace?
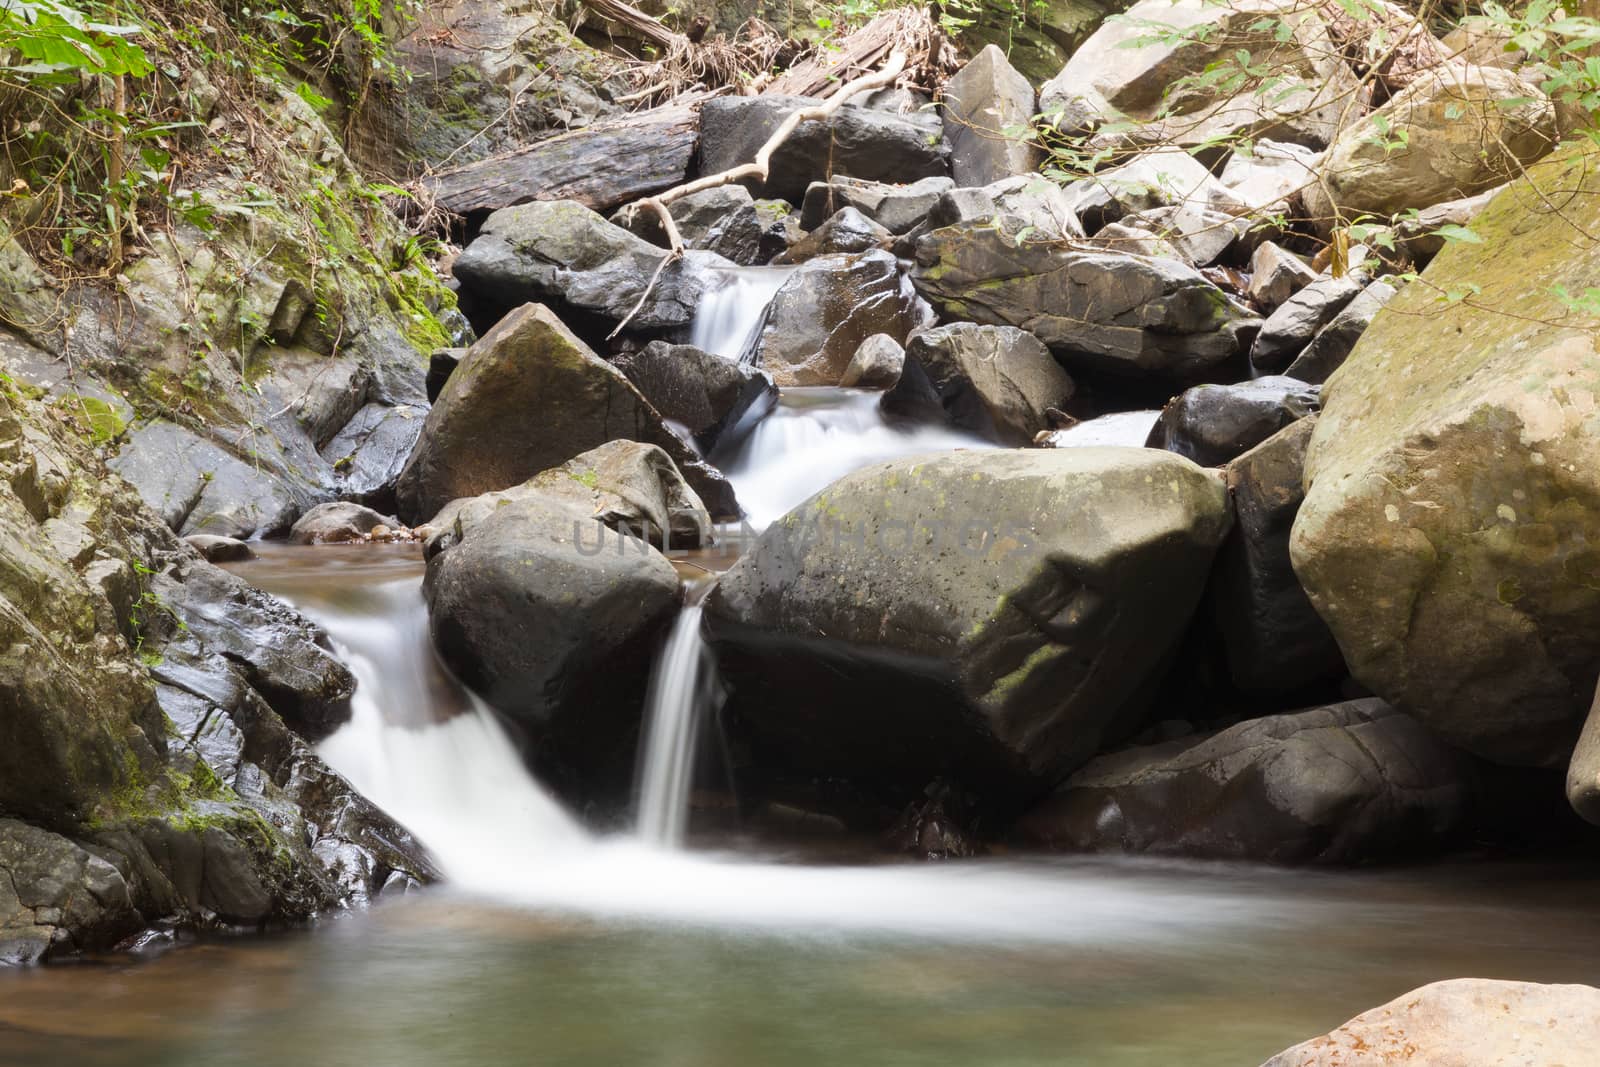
1015,699,1474,864
183,535,254,563
110,420,305,540
798,176,956,234
942,44,1042,187
706,448,1233,811
881,323,1073,445
0,819,140,963
150,559,356,740
1145,375,1320,467
912,223,1248,379
753,250,923,387
426,349,464,404
1211,418,1343,692
613,185,792,266
288,501,398,545
321,402,426,510
1283,280,1398,384
912,174,1086,245
395,303,738,524
774,207,894,263
425,486,681,805
840,333,905,389
1250,272,1369,371
698,95,951,202
610,341,776,454
451,200,734,333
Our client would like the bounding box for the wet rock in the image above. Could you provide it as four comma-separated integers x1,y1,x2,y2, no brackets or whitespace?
882,323,1074,445
1291,146,1600,767
611,341,777,453
0,819,141,963
321,402,427,510
1302,62,1556,227
426,349,463,404
942,44,1041,187
426,101,696,218
150,559,356,740
183,535,254,563
774,207,893,264
1016,699,1473,863
395,303,737,524
1041,0,1357,152
1146,376,1319,467
451,200,733,333
840,333,905,390
698,95,950,203
1262,979,1600,1066
288,502,398,545
706,448,1233,810
1283,279,1398,384
111,419,305,540
1212,419,1343,692
1249,272,1367,372
916,175,1086,243
799,176,955,234
425,485,681,805
752,250,922,387
912,222,1249,380
1247,242,1316,313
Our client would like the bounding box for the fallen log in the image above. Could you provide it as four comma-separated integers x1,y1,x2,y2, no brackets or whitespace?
425,100,703,218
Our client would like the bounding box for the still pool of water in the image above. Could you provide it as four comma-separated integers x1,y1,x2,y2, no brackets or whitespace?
2,861,1600,1066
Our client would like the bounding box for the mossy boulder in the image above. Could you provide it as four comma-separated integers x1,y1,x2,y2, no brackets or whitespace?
705,447,1232,811
395,303,737,523
1291,144,1600,769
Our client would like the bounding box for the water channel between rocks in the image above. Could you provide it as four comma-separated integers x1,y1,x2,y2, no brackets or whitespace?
1,544,1597,1066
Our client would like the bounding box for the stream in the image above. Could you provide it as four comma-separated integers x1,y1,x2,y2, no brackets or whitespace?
2,545,1599,1065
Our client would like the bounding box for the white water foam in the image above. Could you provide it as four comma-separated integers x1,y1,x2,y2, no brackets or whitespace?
634,602,720,847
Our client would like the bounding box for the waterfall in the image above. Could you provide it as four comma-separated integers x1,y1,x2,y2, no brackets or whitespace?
687,266,795,361
633,601,722,847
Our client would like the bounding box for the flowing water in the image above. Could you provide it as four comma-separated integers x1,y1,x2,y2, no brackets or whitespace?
688,267,796,360
634,597,720,848
716,388,993,529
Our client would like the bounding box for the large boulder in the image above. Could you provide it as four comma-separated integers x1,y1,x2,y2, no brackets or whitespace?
110,419,303,539
799,176,955,234
1145,376,1319,468
1212,419,1344,692
1290,146,1600,768
697,95,950,202
1041,0,1357,152
750,250,923,387
913,175,1087,245
424,482,682,804
394,303,736,523
0,819,140,964
1283,279,1399,385
1303,62,1557,226
613,185,791,266
451,200,733,333
774,207,894,264
610,341,777,454
1016,700,1473,863
912,223,1249,379
705,448,1233,809
1262,980,1600,1067
1069,149,1247,234
1250,271,1369,372
320,401,427,511
941,44,1042,187
881,323,1074,445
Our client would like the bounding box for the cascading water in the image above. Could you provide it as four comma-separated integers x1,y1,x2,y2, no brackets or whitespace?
634,597,722,847
687,266,795,360
715,388,994,529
